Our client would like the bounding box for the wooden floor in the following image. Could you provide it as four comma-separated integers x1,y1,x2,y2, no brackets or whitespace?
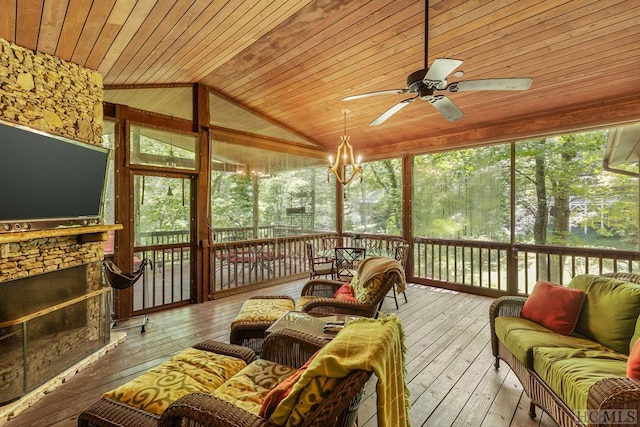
4,281,559,427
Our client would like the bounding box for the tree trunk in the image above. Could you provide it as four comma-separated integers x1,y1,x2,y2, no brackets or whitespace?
532,140,549,279
551,150,576,246
533,143,548,245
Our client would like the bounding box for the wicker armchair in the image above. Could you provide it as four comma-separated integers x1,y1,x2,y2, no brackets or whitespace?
298,258,404,318
78,329,371,427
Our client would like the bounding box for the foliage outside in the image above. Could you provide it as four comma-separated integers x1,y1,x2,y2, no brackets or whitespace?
210,166,336,239
414,131,638,251
342,158,402,235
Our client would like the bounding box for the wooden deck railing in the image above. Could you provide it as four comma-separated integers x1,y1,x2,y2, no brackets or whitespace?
209,233,335,297
130,229,640,304
413,238,640,296
133,243,192,312
211,226,315,242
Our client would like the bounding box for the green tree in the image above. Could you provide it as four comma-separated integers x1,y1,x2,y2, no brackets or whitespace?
413,145,511,241
343,158,402,235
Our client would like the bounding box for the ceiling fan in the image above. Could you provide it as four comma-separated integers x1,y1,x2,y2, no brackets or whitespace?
343,1,532,125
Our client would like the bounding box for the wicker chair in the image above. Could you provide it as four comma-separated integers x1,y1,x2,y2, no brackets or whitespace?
334,247,366,282
386,243,409,309
297,258,404,318
78,329,371,427
307,242,335,280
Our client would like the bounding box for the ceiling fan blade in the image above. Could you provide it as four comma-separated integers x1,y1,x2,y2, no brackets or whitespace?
424,58,463,83
447,78,533,92
370,97,417,126
429,95,464,122
343,89,409,101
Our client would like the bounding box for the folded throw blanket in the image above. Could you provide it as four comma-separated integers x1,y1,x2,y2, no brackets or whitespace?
357,256,406,293
269,314,411,427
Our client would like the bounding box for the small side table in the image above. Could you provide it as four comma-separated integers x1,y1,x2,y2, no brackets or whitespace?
265,311,360,341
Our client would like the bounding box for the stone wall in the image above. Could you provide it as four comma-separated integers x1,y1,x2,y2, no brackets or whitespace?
0,39,109,406
0,38,103,145
0,236,103,283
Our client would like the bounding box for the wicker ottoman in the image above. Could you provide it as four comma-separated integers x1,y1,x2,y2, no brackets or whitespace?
229,295,294,352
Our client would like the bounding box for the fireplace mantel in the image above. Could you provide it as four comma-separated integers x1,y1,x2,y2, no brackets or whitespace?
0,224,123,244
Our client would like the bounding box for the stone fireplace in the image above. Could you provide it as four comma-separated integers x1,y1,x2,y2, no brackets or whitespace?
0,225,120,406
0,33,117,411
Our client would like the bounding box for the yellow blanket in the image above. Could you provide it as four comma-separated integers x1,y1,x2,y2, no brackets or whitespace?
269,314,411,427
357,256,406,293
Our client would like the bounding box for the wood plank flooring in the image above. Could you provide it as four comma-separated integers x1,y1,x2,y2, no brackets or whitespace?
4,281,559,427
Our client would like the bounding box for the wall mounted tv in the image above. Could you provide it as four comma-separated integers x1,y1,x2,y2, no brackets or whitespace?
0,120,110,232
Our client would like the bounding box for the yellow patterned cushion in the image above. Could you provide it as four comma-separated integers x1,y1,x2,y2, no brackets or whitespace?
294,296,322,310
351,275,383,304
232,298,295,326
103,348,246,415
212,359,297,416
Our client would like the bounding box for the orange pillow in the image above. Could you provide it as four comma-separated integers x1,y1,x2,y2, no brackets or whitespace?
628,340,640,379
333,283,355,302
521,280,585,335
259,351,319,418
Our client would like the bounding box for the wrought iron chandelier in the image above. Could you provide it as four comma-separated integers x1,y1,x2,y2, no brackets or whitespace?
328,109,362,185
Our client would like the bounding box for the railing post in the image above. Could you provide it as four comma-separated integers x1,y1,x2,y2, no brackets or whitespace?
507,246,519,295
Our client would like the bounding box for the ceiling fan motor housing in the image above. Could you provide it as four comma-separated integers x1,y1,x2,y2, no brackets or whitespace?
407,68,428,89
407,68,437,99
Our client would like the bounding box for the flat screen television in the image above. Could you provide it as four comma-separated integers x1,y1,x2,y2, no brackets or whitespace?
0,119,110,232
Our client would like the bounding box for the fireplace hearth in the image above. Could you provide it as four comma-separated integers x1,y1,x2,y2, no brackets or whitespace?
0,225,119,406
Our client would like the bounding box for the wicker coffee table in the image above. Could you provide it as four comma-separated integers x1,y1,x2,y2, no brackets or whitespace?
265,310,360,341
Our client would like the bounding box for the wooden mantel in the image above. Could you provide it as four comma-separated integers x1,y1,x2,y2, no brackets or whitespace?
0,224,123,244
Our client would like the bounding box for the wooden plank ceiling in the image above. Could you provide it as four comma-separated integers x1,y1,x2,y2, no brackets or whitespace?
2,0,640,164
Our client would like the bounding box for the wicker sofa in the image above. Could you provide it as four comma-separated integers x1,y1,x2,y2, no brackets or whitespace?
490,273,640,426
78,329,371,427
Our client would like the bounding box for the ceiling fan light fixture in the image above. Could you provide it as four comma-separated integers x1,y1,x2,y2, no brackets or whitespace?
453,70,464,78
328,109,363,185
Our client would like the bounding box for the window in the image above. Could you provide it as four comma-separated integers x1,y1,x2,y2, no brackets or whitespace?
342,158,402,235
210,141,334,240
413,145,511,241
129,124,197,170
102,120,115,225
515,131,639,250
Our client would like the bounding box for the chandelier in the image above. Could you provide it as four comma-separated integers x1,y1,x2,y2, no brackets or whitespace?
328,109,362,185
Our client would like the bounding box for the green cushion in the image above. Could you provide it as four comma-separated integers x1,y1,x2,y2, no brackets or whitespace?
533,347,627,423
568,275,640,354
494,316,613,368
351,274,384,304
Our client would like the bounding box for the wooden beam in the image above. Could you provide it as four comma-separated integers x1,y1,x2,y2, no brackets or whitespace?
360,97,640,160
209,126,327,160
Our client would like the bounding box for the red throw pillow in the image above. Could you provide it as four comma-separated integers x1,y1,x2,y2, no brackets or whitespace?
628,340,640,379
333,283,355,302
521,280,585,335
259,350,320,418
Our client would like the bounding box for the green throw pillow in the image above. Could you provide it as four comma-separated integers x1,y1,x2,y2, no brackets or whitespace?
569,275,640,354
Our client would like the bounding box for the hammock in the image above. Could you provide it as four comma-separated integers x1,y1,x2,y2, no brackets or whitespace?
103,258,152,290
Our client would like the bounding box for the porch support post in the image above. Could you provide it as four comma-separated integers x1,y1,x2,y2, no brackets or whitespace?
507,141,519,295
402,151,414,278
195,83,211,303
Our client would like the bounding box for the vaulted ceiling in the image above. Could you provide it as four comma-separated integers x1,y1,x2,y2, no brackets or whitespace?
3,0,640,162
